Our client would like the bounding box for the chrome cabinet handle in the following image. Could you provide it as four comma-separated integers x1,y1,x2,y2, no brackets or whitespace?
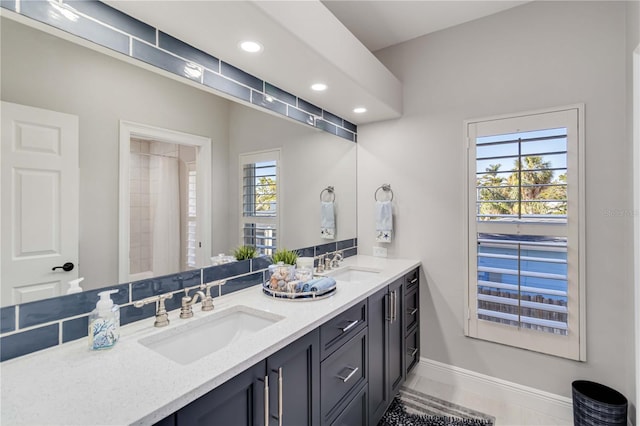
391,291,397,322
409,308,418,316
263,375,269,426
340,320,359,333
409,277,418,284
408,347,418,357
274,368,283,426
336,366,359,383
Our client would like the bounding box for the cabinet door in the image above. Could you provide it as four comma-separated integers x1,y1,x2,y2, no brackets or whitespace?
329,384,367,426
176,361,266,426
388,277,405,396
267,329,320,426
367,286,390,425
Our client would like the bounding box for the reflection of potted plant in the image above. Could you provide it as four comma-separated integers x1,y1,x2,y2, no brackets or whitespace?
271,248,299,266
233,245,257,261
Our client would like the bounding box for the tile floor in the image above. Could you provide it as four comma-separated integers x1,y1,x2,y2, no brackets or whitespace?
404,371,573,425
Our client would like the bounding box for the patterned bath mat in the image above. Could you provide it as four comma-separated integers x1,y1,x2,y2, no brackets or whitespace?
378,386,495,426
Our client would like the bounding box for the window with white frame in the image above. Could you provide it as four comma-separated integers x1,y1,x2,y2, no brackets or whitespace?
466,106,585,361
239,150,280,256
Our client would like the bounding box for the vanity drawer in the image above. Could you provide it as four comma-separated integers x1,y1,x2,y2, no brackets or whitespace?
405,268,419,292
321,328,368,424
406,328,419,374
405,288,419,334
320,299,367,360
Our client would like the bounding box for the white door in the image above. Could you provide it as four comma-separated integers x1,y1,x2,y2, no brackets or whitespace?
1,101,79,305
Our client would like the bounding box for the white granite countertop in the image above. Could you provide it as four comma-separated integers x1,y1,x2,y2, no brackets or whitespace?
0,255,420,426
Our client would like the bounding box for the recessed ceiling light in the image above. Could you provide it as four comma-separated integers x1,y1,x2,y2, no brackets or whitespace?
239,41,263,53
353,107,367,114
311,83,327,92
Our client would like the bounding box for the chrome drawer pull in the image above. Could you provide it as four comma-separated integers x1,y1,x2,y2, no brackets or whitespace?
336,366,359,383
409,277,418,284
277,367,283,426
340,320,359,333
262,375,269,426
408,347,418,357
408,308,418,316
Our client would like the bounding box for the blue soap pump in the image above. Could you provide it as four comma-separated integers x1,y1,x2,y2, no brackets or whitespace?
88,289,120,350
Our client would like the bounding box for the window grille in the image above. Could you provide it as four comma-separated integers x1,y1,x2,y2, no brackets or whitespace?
186,166,197,268
466,106,585,361
240,151,279,256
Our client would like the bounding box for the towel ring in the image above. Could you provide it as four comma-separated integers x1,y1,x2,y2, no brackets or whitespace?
320,186,335,202
374,184,393,201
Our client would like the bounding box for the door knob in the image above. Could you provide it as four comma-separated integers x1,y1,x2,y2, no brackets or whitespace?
52,262,74,272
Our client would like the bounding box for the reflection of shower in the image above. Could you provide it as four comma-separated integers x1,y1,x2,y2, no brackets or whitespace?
129,139,195,280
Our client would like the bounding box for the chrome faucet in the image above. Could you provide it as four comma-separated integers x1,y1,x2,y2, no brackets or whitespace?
180,289,206,319
316,255,325,273
199,280,226,311
331,251,343,269
133,293,173,327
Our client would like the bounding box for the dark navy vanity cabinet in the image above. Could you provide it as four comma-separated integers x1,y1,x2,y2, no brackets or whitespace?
368,275,405,426
155,267,420,426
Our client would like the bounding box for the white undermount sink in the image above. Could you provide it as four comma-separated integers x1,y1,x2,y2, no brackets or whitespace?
325,266,381,283
139,305,284,365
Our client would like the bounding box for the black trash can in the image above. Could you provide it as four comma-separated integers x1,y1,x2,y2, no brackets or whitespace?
572,380,627,426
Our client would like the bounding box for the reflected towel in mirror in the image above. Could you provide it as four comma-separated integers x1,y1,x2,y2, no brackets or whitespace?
375,200,392,243
321,201,336,239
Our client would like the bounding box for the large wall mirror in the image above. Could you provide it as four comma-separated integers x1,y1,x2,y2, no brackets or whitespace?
0,16,357,307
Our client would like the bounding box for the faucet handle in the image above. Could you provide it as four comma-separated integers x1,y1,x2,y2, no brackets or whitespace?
200,280,226,311
133,293,173,327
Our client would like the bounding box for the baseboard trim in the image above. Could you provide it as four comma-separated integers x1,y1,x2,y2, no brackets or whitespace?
412,357,574,421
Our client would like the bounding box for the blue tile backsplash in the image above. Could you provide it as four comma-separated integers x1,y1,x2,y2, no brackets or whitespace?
0,239,357,361
1,324,59,361
2,0,356,141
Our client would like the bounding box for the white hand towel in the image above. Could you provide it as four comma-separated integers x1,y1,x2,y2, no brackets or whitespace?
375,200,392,243
321,201,335,239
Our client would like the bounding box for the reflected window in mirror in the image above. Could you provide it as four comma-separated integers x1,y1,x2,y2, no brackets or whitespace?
240,150,280,256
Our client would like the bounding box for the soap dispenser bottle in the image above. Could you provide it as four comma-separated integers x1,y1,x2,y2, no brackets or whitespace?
67,277,84,294
88,290,120,350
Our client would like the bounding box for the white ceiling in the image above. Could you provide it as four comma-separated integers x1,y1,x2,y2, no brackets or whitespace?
322,1,530,52
105,1,529,125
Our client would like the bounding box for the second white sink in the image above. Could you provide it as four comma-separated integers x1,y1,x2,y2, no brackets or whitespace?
326,266,381,283
139,305,284,365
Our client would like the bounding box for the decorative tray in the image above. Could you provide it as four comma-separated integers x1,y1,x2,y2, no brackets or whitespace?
262,282,337,301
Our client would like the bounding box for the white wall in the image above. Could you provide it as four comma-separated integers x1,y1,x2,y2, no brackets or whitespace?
628,0,640,420
1,18,231,290
358,0,635,404
228,103,357,252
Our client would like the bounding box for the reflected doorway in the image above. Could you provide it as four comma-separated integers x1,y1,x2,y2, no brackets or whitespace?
119,121,211,282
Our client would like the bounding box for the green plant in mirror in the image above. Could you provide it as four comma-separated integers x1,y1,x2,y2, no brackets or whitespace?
233,245,257,260
271,248,299,266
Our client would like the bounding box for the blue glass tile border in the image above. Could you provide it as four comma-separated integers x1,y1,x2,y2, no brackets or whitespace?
1,306,16,333
159,31,220,72
20,0,129,56
62,316,88,343
131,269,201,301
1,0,356,141
0,238,356,361
1,324,59,362
19,283,129,329
66,0,156,44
